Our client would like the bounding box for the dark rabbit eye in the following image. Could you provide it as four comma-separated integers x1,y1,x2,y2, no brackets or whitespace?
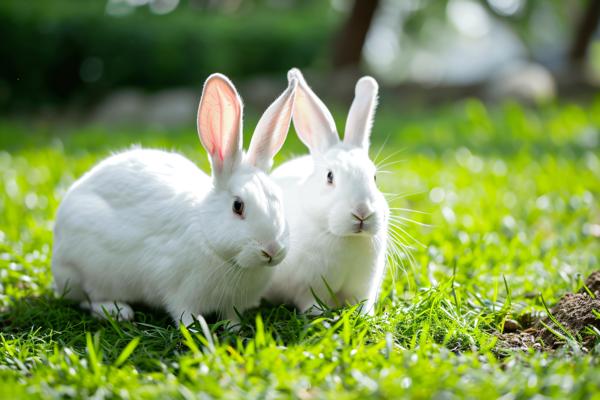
232,197,244,216
327,170,334,185
374,174,377,182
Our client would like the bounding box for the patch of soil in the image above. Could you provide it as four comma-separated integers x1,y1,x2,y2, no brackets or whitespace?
496,330,541,352
580,271,600,296
497,271,600,352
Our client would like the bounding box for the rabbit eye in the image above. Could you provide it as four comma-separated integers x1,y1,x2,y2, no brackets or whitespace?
232,197,245,216
374,174,377,182
326,170,334,185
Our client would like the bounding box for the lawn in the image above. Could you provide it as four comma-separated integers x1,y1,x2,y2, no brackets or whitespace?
1,98,600,398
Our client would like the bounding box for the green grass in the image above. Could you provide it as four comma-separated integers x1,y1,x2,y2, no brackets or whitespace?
1,98,600,398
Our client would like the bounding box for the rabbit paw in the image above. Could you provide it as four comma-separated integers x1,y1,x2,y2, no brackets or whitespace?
83,301,134,321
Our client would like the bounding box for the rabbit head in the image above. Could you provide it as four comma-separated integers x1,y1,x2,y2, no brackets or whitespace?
197,74,297,269
287,68,388,238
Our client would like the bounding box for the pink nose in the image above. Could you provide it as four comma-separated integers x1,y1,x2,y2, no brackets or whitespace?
352,203,374,221
261,241,284,264
260,250,273,263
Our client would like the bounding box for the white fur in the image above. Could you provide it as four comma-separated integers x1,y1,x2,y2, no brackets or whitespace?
264,69,389,314
52,74,297,326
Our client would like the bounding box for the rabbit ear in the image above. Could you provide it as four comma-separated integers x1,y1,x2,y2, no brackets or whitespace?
197,73,243,185
288,68,339,153
246,78,298,171
344,76,378,151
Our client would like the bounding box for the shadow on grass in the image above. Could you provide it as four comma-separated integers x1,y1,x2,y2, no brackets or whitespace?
0,296,170,332
0,295,318,369
0,296,177,370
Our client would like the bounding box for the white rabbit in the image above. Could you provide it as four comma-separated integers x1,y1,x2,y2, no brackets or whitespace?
264,68,389,314
52,73,297,327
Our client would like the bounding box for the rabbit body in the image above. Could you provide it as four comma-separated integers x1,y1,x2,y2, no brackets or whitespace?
267,153,387,312
264,69,389,314
52,149,276,325
52,73,298,325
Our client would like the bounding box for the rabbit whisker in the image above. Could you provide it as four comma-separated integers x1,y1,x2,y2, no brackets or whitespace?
389,207,429,215
389,215,431,228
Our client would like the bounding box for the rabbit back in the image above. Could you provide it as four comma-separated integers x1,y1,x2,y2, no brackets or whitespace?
52,148,216,310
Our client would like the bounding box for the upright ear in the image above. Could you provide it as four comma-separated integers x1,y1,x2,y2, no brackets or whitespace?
197,73,243,186
344,76,378,151
288,68,339,154
246,78,297,171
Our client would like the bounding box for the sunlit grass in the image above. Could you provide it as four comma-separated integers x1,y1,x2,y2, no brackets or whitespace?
1,98,600,398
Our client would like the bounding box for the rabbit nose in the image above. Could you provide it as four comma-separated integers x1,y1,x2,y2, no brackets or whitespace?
260,250,273,264
352,203,374,221
261,241,284,264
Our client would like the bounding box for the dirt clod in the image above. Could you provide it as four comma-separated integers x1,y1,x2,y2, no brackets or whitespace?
539,292,600,349
579,271,600,297
502,319,522,333
497,271,600,352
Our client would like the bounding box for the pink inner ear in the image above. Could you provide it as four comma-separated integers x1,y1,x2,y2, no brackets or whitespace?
264,96,294,155
198,78,241,164
252,117,280,160
294,90,314,147
274,99,293,150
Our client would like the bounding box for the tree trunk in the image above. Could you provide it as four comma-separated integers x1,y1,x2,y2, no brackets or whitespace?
332,0,380,68
569,0,600,65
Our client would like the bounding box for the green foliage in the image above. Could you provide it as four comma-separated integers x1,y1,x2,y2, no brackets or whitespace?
1,99,600,398
0,0,334,110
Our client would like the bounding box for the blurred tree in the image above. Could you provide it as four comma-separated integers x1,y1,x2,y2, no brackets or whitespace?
332,0,380,68
569,0,600,66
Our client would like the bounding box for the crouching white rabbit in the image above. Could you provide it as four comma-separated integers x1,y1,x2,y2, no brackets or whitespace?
52,73,297,326
264,68,389,314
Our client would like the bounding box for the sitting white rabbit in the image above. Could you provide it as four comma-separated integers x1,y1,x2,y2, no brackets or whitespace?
264,68,389,314
52,73,297,326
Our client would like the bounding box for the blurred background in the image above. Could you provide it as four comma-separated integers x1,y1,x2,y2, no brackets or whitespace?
1,0,599,127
